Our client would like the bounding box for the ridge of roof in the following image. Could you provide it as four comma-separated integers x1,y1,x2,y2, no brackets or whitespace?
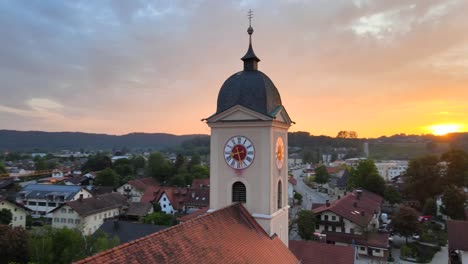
75,203,297,264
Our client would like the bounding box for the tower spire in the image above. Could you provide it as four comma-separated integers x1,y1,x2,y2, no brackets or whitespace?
241,9,260,71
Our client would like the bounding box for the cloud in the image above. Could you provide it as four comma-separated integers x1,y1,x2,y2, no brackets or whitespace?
0,0,467,136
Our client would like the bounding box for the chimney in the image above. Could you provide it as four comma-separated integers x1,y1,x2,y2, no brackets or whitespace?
353,201,358,208
79,194,83,201
326,200,330,207
344,191,347,195
361,210,365,216
357,189,362,200
337,195,341,200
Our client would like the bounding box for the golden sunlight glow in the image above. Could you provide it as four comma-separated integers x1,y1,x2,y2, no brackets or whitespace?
427,123,463,136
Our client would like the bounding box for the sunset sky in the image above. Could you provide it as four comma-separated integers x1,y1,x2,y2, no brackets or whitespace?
1,0,467,138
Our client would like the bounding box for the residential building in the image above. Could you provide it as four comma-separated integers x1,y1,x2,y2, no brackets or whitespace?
17,184,93,218
448,220,468,264
116,178,158,202
312,189,389,259
289,240,354,264
125,202,153,222
50,192,127,235
98,220,168,244
184,178,210,210
375,160,408,181
0,195,30,227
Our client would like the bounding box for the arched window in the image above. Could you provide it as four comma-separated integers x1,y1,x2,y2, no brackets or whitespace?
232,182,246,203
277,180,282,209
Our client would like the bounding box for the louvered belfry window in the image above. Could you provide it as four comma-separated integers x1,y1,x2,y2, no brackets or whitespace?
232,182,246,203
277,180,282,209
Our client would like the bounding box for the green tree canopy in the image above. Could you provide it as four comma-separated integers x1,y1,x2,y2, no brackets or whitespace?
348,160,386,196
441,187,466,220
132,156,146,171
314,165,330,184
422,198,437,217
403,155,443,205
94,168,120,187
0,208,13,225
0,225,29,263
147,152,173,184
81,153,112,173
384,185,402,205
0,162,6,174
295,210,316,240
392,206,420,243
440,149,468,187
143,212,176,226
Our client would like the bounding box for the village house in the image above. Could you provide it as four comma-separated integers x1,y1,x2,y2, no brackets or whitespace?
0,195,31,227
50,192,127,235
312,189,389,259
448,220,468,264
116,177,158,202
17,184,93,219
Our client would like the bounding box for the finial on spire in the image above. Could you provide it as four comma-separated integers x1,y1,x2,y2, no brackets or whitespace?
241,9,260,71
247,9,254,35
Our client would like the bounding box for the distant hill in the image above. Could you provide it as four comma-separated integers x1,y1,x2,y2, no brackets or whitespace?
0,130,207,152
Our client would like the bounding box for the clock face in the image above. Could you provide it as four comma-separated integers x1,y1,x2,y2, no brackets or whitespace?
275,137,284,169
224,136,255,170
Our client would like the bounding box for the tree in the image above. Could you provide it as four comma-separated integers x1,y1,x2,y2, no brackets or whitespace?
85,230,119,256
314,165,330,184
440,149,468,187
441,187,466,220
113,158,134,179
187,153,201,172
403,155,443,205
293,192,303,205
94,168,120,187
336,131,358,139
132,156,146,172
422,198,437,217
147,152,173,183
174,154,185,172
0,208,12,225
384,185,402,206
392,206,420,243
0,162,6,174
0,225,29,263
143,212,175,226
35,158,48,171
347,160,386,196
191,165,209,179
81,153,112,172
302,150,314,164
295,210,316,240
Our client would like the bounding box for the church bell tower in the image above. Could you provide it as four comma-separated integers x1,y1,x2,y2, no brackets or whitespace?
204,13,293,246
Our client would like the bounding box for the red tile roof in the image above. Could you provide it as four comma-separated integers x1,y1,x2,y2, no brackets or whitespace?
127,178,158,192
289,240,354,264
323,231,389,249
288,176,297,185
191,178,210,188
154,187,189,210
140,185,160,203
177,207,209,223
313,189,383,227
448,220,468,251
75,203,298,264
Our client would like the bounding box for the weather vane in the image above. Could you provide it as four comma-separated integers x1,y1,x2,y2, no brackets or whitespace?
248,9,253,27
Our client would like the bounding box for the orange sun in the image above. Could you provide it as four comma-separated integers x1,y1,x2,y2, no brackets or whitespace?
427,124,463,136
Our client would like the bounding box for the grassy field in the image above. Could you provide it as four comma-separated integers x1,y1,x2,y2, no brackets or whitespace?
369,142,450,160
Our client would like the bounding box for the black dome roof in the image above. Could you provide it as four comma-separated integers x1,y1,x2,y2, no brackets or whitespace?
216,70,282,117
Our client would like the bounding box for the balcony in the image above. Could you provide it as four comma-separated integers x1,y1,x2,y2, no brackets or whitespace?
317,219,345,227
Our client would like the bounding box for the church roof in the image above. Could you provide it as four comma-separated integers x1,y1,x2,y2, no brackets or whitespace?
213,22,284,119
216,70,282,117
75,203,298,264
